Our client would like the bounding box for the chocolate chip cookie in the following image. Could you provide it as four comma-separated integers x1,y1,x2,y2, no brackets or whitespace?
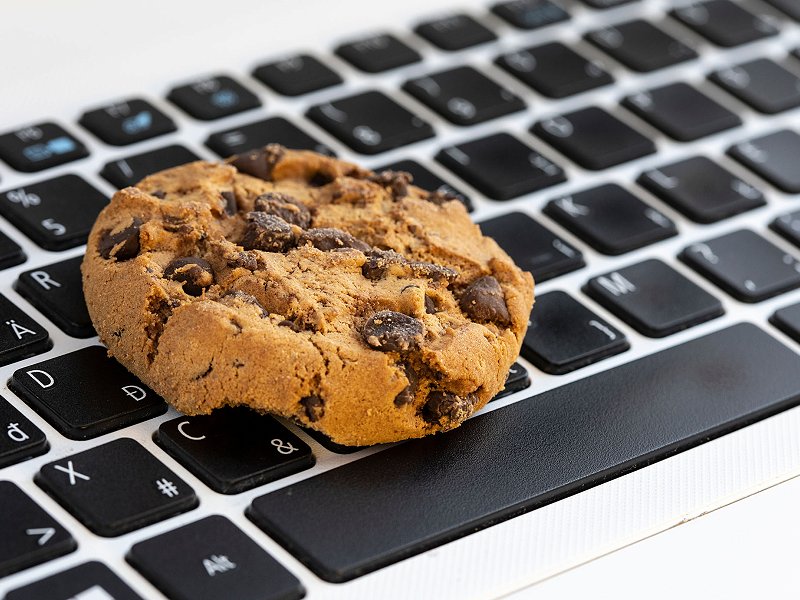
82,145,534,446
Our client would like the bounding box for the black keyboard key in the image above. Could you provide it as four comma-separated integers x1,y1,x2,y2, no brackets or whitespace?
436,133,565,200
0,294,51,367
335,33,421,73
156,408,314,494
0,481,75,577
728,130,800,193
585,20,697,73
36,438,197,537
128,515,304,600
206,117,334,158
544,184,676,255
522,291,628,374
253,54,342,96
414,14,497,51
403,67,525,126
771,210,800,248
0,123,88,172
302,427,365,455
373,159,472,211
15,256,94,338
671,1,779,47
167,75,261,120
496,42,613,99
680,230,800,302
479,212,584,282
10,346,166,440
585,259,723,337
771,302,800,343
79,98,177,146
307,91,433,154
247,323,800,582
638,156,765,223
580,0,636,7
622,83,741,142
0,174,108,251
491,0,570,30
766,0,800,20
710,59,800,114
101,145,200,188
532,107,656,170
0,395,48,468
5,561,144,600
492,362,530,401
0,231,25,270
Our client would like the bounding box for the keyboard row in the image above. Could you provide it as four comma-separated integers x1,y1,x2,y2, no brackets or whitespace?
5,320,800,591
1,117,798,266
1,1,799,171
6,43,800,173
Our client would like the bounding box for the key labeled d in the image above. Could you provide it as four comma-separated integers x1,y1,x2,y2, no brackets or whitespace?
26,369,54,389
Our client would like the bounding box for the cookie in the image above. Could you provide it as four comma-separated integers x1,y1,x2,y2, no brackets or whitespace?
81,145,534,446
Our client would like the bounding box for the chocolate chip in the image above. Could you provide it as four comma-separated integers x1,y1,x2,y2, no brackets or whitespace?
394,365,418,406
425,295,438,314
164,257,215,296
241,212,297,252
299,228,371,252
361,249,406,280
221,190,237,216
253,192,311,228
361,250,456,284
421,391,476,424
308,171,335,187
278,319,301,331
368,170,412,201
300,395,325,422
362,310,424,352
426,190,459,206
459,276,511,326
98,217,143,261
408,261,458,284
229,144,284,181
151,190,166,199
226,251,258,270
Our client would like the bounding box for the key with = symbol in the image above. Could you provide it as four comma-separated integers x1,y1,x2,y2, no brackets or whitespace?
36,438,197,537
156,407,314,494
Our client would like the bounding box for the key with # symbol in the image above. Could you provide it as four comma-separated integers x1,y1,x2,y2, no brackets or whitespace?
156,407,314,494
36,438,197,537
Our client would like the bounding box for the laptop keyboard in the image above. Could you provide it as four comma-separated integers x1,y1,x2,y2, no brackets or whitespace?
3,0,800,596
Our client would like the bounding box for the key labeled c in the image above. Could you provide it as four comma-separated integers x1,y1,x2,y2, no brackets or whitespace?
177,420,206,441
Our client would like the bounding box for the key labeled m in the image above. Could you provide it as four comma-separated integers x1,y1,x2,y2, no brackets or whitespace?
597,272,637,296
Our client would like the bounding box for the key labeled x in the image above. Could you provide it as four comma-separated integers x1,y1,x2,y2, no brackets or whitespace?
54,460,90,485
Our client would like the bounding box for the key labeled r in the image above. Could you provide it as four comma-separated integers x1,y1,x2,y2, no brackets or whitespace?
30,270,61,291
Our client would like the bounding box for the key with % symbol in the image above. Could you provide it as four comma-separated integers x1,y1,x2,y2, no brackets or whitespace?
6,188,41,208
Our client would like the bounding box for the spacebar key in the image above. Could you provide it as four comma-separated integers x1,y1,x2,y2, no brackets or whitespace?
247,323,800,582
